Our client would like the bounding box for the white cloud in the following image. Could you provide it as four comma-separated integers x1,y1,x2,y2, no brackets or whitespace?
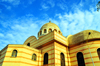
11,24,28,31
57,3,68,10
0,14,41,50
6,34,14,39
0,33,4,37
47,0,55,7
1,0,20,5
41,3,49,10
55,8,100,36
0,3,11,10
6,6,11,10
28,0,35,4
79,0,84,7
4,5,11,10
40,0,55,10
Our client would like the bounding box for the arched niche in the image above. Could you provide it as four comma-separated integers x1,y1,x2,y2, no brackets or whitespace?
44,53,48,65
77,52,85,66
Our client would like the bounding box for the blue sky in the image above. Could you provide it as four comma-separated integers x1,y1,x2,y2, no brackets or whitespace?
0,0,100,50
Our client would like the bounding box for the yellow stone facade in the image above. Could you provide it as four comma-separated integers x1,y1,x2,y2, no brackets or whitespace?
0,21,100,66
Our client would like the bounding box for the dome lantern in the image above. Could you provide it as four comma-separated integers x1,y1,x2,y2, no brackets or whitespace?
49,21,51,23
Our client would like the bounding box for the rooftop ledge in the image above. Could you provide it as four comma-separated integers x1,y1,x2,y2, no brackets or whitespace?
32,30,100,49
5,30,100,50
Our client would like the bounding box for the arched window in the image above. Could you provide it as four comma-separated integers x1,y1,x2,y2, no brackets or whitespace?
11,50,17,57
54,29,57,32
97,48,100,59
77,52,85,66
60,53,65,66
40,31,42,35
44,29,47,33
32,53,37,61
27,43,30,46
44,53,48,65
58,31,61,33
48,28,52,33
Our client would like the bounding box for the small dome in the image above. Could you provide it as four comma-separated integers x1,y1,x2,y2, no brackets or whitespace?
40,21,60,31
38,21,62,38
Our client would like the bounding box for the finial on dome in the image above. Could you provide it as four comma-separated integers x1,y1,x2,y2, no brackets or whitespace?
49,21,51,23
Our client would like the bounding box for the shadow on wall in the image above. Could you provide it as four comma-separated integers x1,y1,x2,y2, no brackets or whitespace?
0,46,8,66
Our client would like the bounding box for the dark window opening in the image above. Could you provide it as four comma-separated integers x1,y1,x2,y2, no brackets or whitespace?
49,28,52,33
44,53,48,65
60,53,65,66
97,48,100,59
32,53,37,61
59,31,61,34
77,52,85,66
54,29,57,32
38,32,39,36
27,43,30,46
12,50,17,57
40,31,42,35
44,29,47,33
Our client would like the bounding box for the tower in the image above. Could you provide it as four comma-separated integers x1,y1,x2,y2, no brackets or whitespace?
36,21,69,66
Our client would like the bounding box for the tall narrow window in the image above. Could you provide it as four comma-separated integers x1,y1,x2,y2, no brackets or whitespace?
40,31,42,35
77,52,85,66
60,53,65,66
48,28,52,33
0,54,1,57
27,43,30,46
38,32,39,36
32,53,37,61
44,29,47,33
12,50,17,57
97,48,100,59
44,53,48,65
0,54,1,58
59,31,61,33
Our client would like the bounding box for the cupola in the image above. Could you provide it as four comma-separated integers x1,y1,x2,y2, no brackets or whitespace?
38,21,62,38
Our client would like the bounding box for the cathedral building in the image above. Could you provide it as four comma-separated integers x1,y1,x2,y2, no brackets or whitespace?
0,21,100,66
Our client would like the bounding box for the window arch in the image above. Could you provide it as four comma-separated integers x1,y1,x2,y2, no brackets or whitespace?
44,29,47,33
48,28,52,33
97,48,100,59
60,53,65,66
27,43,30,46
77,52,85,66
32,53,37,61
11,50,18,57
54,29,57,32
44,53,48,65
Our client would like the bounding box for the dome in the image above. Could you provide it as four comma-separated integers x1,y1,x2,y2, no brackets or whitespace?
38,21,62,38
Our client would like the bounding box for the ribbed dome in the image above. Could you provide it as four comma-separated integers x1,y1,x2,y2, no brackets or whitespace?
38,21,62,38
